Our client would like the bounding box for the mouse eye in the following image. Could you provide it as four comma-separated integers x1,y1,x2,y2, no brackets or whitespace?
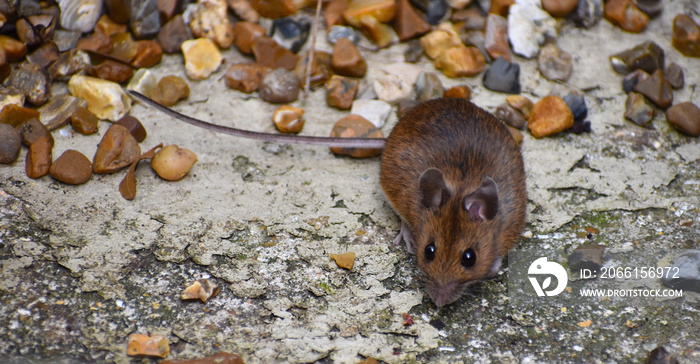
424,241,436,262
461,248,477,268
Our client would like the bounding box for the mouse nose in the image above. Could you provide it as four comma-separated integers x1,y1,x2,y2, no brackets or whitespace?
429,281,459,307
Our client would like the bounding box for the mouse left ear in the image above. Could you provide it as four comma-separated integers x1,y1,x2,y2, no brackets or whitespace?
419,168,451,211
463,177,499,222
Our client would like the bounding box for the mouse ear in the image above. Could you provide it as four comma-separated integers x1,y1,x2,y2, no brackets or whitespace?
463,177,499,222
419,168,451,211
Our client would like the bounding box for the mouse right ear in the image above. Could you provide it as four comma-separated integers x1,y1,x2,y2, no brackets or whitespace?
463,177,499,222
419,168,451,211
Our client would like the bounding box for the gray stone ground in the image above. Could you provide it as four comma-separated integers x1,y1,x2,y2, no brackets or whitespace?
1,1,700,363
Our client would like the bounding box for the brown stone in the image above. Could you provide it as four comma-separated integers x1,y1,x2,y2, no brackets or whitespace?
49,150,92,185
117,115,147,142
0,35,28,62
672,14,700,58
528,95,574,138
95,14,128,36
393,0,430,41
232,21,266,55
495,103,527,129
157,0,180,21
343,0,396,27
105,0,132,24
359,13,395,48
326,75,359,110
6,62,51,106
16,15,56,46
89,60,134,84
160,352,245,364
665,63,684,89
666,102,700,137
27,43,60,68
484,13,510,62
110,32,139,62
443,85,471,99
18,118,54,147
0,104,41,127
48,50,91,80
225,63,271,93
624,92,655,127
419,25,463,60
0,123,21,164
93,124,142,174
181,38,222,80
70,107,99,135
273,105,305,133
538,43,573,82
330,114,384,158
259,68,300,103
325,0,349,29
39,95,87,131
331,37,367,77
604,0,648,33
542,0,578,18
434,46,485,78
489,0,514,17
252,37,300,71
132,40,163,68
294,51,333,88
330,252,356,270
251,0,297,19
452,7,485,31
228,0,260,22
157,15,191,54
506,95,533,119
151,75,190,106
26,136,52,179
76,33,114,53
634,69,673,109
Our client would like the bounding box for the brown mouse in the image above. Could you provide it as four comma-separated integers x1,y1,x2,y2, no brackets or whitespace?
129,92,526,307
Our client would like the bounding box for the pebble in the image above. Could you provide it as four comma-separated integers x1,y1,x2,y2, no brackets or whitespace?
181,279,219,303
111,32,139,62
252,37,300,71
150,75,190,106
452,7,485,31
0,35,28,62
404,39,423,63
538,43,572,82
126,68,157,97
6,62,51,106
330,252,356,270
661,249,700,292
609,41,664,75
665,63,684,89
624,92,655,127
331,37,367,78
488,0,513,17
131,0,161,39
93,124,142,174
68,75,131,121
95,14,127,37
49,149,92,184
672,14,700,58
251,0,297,19
294,51,332,87
127,334,170,358
415,72,444,102
161,352,244,364
0,87,25,111
373,74,413,104
70,107,99,135
25,137,52,179
443,85,471,99
89,60,134,84
542,0,578,17
48,50,91,80
394,0,431,41
228,0,260,22
272,16,311,53
573,0,602,28
233,21,267,55
151,145,198,181
18,118,54,147
76,33,113,53
562,90,588,122
435,46,486,78
482,57,521,94
622,69,650,94
633,69,673,109
636,0,663,18
419,24,463,60
567,244,605,274
57,0,102,33
495,103,527,129
603,0,648,33
528,95,574,138
409,0,447,25
117,115,147,142
381,61,424,85
272,105,305,133
52,30,82,52
330,114,384,158
327,26,360,45
259,68,300,103
0,104,40,127
484,13,510,62
132,40,163,68
187,0,233,49
0,124,21,164
506,95,533,119
326,75,359,110
157,15,191,54
325,0,349,29
105,0,131,24
343,0,396,27
507,1,556,58
16,15,56,46
349,99,392,128
181,38,222,80
225,63,270,93
666,102,700,137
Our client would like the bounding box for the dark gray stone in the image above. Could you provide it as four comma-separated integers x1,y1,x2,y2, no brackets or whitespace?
482,57,521,94
661,249,700,293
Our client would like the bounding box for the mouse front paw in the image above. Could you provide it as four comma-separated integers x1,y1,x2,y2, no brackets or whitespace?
393,221,415,254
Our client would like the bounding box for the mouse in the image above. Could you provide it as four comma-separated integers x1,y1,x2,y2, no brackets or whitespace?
129,91,527,307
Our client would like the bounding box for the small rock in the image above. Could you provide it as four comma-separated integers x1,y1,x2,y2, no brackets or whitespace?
252,36,300,71
330,115,384,158
29,43,60,70
666,102,700,137
484,13,510,62
0,104,40,127
622,69,650,94
52,30,82,52
410,0,448,25
18,118,54,147
343,0,396,27
415,72,444,102
0,87,25,111
151,144,197,181
435,46,486,78
68,75,131,121
661,249,700,293
272,105,305,133
603,0,648,33
132,40,163,68
350,99,392,128
93,124,141,174
636,0,663,18
127,334,170,358
542,0,578,17
48,50,91,80
573,0,602,28
443,85,471,99
228,0,260,22
259,68,300,103
181,38,222,80
489,0,514,17
0,124,21,164
110,32,139,62
0,35,28,62
6,62,51,106
381,62,424,85
482,57,520,94
373,74,413,104
117,115,147,142
95,14,127,36
187,0,233,49
331,37,367,78
624,92,655,127
495,103,527,129
16,15,56,46
25,136,52,178
126,68,158,97
49,149,92,185
665,63,684,89
528,95,574,138
507,2,556,58
419,24,463,60
89,60,134,84
538,43,572,82
327,25,359,45
272,16,311,54
76,33,113,53
105,0,132,24
633,69,673,109
609,41,664,75
131,0,161,39
326,75,359,110
224,63,270,93
157,15,191,54
506,95,533,119
161,352,245,364
251,0,297,19
404,39,423,63
451,7,485,31
330,252,356,270
181,279,219,303
150,75,190,106
70,106,99,135
562,90,588,122
567,244,605,275
325,0,349,29
232,21,266,55
294,50,333,88
394,0,431,41
672,14,700,58
57,0,102,33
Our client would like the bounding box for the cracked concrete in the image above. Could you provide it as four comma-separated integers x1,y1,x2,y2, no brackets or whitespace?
1,1,700,363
